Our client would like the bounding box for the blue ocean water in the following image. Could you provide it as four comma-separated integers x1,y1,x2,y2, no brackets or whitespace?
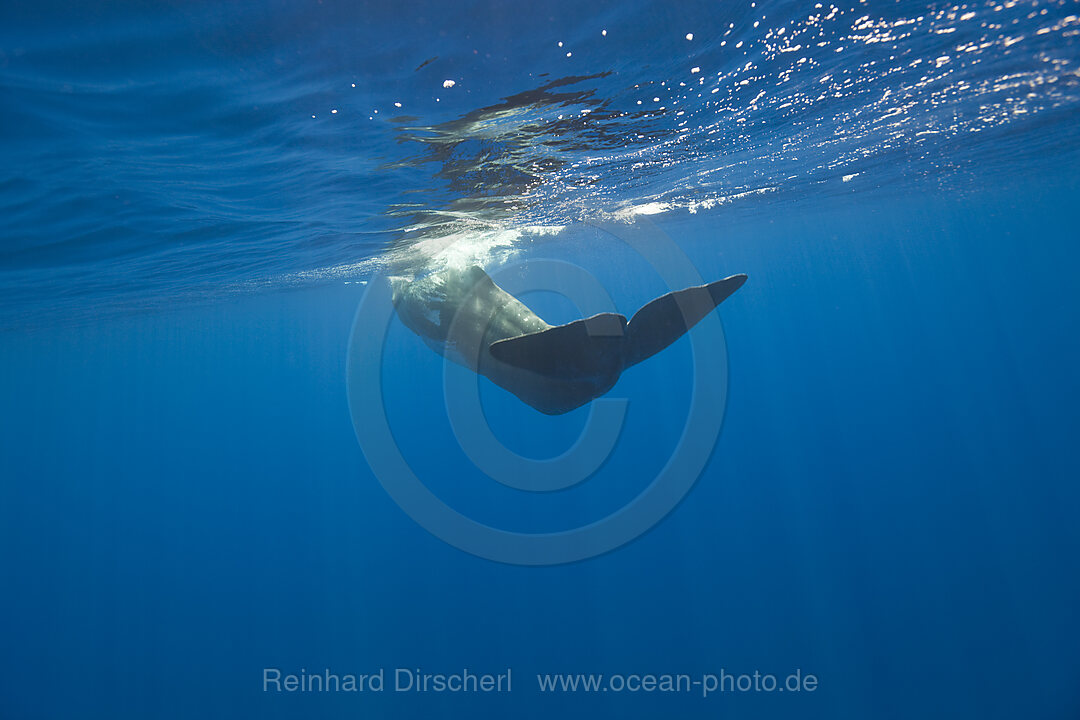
2,0,1080,717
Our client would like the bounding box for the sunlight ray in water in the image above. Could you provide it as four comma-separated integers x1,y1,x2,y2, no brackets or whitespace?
1,3,1079,718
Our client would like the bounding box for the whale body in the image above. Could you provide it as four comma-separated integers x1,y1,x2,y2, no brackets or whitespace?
391,266,747,415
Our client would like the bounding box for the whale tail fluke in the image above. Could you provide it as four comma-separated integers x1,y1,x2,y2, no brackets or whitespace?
486,273,746,392
487,312,627,380
623,273,747,367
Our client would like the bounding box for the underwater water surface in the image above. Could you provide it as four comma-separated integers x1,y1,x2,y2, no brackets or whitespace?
2,0,1079,718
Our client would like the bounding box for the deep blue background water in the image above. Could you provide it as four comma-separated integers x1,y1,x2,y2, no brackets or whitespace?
2,0,1080,718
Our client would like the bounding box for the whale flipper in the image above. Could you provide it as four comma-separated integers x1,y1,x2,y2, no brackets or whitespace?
623,274,747,367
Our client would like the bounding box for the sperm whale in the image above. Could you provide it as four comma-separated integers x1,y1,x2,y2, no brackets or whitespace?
391,265,747,415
